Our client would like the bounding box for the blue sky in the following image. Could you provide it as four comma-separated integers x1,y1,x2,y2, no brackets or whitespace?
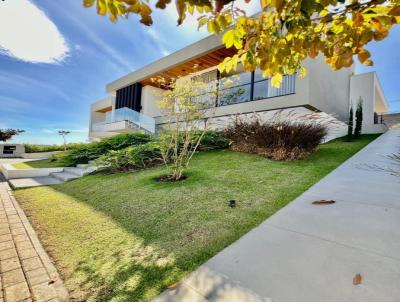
0,0,399,145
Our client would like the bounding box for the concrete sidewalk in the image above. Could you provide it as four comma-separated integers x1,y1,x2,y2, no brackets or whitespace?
155,130,400,302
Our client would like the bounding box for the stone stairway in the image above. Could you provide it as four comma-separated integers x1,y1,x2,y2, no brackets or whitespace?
9,163,97,189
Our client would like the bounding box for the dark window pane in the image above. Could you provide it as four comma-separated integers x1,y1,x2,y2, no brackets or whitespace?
253,80,269,100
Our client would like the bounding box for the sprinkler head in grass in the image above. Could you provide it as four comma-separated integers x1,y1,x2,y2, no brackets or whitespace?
228,200,236,208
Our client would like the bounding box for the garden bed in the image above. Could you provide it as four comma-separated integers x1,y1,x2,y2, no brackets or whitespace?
15,135,378,302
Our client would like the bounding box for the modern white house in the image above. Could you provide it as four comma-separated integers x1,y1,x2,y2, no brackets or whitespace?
89,34,388,141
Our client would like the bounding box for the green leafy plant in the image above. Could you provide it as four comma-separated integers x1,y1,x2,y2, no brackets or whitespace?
156,77,220,181
66,133,152,165
354,98,363,138
96,130,228,172
97,142,162,171
24,143,86,153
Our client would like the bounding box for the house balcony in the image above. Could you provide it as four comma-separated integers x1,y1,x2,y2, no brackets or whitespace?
92,107,156,134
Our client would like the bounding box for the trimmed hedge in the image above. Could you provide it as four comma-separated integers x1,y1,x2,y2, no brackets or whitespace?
24,143,85,153
65,133,152,165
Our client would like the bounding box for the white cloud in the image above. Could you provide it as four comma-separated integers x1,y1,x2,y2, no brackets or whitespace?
0,0,69,63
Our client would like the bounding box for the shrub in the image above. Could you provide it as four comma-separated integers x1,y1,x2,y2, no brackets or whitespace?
65,133,152,165
97,142,162,171
354,98,363,138
96,130,228,173
195,130,230,150
224,115,328,160
24,143,86,153
347,106,354,141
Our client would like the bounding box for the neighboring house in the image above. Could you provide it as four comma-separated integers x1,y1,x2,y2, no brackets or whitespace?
383,112,400,129
89,34,389,141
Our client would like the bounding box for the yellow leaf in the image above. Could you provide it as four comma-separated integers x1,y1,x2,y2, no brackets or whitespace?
207,20,220,34
197,17,208,29
97,0,107,16
358,49,370,64
83,0,96,8
299,66,307,78
260,0,271,9
222,30,235,48
271,73,283,88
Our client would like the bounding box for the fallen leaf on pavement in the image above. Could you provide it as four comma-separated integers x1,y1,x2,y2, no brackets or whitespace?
168,282,179,290
312,200,336,205
353,273,362,285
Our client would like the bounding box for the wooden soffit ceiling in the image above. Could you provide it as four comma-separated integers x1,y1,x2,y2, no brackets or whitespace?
140,47,237,88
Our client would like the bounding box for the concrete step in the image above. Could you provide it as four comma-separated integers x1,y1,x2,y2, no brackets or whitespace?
76,164,90,169
64,167,88,177
51,172,80,182
9,176,63,189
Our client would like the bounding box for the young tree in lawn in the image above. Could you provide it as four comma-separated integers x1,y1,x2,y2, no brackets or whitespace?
156,76,224,181
0,129,24,142
354,98,363,138
58,130,71,151
83,0,400,87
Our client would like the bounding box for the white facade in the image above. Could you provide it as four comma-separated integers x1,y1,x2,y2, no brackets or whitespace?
89,35,389,141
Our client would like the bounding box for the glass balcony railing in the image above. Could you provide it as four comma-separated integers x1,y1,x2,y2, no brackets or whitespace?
94,107,156,133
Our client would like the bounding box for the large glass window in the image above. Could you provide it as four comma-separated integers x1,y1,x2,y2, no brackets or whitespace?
253,70,296,100
218,84,252,106
189,68,296,108
218,66,252,106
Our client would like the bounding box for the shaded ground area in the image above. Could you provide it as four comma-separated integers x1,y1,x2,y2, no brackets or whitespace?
14,135,378,302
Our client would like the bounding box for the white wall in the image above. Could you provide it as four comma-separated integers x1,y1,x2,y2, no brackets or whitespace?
349,72,388,134
307,56,354,122
141,85,164,117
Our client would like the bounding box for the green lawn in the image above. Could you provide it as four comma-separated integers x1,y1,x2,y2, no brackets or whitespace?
15,135,378,302
12,152,69,169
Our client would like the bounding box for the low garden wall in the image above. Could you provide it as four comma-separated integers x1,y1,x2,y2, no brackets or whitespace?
0,163,64,180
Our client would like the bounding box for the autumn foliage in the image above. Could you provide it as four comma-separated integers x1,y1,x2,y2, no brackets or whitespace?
83,0,400,87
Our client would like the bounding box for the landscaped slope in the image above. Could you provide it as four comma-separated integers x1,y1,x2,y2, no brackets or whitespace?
15,135,378,302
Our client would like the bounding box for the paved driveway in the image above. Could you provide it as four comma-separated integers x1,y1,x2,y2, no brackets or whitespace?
155,130,400,302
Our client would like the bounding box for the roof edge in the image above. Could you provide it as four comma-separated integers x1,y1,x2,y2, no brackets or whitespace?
106,33,223,93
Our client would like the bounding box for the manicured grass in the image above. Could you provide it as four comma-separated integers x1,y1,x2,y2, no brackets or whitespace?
15,135,378,302
12,153,69,169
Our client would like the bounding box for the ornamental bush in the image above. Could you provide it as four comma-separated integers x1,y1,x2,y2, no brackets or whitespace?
97,130,228,172
224,115,328,161
97,142,162,172
24,143,86,153
65,133,152,165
